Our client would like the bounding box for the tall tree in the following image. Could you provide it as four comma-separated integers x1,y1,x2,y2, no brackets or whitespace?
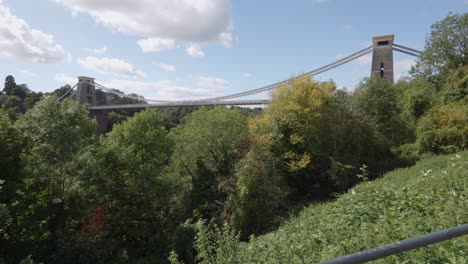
3,75,16,96
249,76,335,199
411,13,468,85
171,106,249,220
0,109,23,203
12,97,96,262
78,109,185,262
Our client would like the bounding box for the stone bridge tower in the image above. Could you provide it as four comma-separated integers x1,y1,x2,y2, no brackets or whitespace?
371,34,394,82
76,76,108,134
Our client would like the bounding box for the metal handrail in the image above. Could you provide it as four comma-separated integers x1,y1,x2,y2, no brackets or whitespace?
319,224,468,264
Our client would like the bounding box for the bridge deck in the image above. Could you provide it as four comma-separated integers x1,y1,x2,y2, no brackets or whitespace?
88,99,270,110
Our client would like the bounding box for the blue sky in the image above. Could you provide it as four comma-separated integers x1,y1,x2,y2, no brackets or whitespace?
0,0,466,100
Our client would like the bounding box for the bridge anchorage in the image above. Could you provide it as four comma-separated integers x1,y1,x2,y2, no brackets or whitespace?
65,34,421,134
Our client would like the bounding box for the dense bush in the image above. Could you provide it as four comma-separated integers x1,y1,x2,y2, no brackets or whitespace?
229,145,287,238
170,106,249,221
415,103,467,154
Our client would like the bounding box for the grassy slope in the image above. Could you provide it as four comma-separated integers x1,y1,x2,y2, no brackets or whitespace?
232,152,468,263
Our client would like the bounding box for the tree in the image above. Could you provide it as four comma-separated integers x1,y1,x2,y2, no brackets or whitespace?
0,109,23,203
395,78,438,130
229,144,287,238
3,96,25,120
171,106,249,221
78,109,185,262
3,75,16,96
11,84,29,101
12,97,96,262
411,13,468,85
353,77,410,146
50,85,72,98
250,76,336,199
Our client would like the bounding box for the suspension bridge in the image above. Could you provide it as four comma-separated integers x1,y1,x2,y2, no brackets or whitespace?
60,34,421,133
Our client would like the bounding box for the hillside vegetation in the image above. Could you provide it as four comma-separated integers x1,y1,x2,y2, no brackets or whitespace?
185,151,468,263
0,12,466,264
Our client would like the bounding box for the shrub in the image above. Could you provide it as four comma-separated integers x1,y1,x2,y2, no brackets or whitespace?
229,145,287,238
416,103,467,154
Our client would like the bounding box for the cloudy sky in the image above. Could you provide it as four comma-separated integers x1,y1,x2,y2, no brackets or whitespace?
0,0,466,100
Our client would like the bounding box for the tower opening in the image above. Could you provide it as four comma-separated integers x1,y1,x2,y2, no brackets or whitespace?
380,63,384,78
377,41,389,46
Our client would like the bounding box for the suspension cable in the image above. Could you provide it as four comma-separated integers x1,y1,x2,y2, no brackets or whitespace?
393,43,422,54
202,46,374,101
393,47,420,57
57,83,77,101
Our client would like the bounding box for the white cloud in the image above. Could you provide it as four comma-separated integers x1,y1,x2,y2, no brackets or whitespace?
186,44,205,58
85,46,107,54
103,79,223,101
53,0,233,46
77,56,146,78
196,76,230,89
54,73,77,85
219,32,233,48
137,37,176,53
394,58,416,80
159,63,176,72
0,2,68,63
243,72,252,78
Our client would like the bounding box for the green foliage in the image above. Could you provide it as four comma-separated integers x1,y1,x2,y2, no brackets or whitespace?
11,97,96,261
3,75,16,96
78,109,186,262
325,89,392,180
171,106,249,220
249,77,337,198
0,109,23,203
177,220,240,264
50,85,72,98
230,145,287,238
443,65,468,103
415,103,467,154
106,111,128,131
411,13,468,85
250,77,396,200
157,106,201,130
187,152,468,263
1,76,44,121
0,179,11,243
396,78,438,128
354,77,409,146
3,96,24,120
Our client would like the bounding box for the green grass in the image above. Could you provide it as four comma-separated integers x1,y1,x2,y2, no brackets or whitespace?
193,152,468,263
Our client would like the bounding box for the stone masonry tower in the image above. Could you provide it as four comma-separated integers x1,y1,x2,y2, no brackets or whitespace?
371,34,394,82
76,76,96,105
76,76,108,134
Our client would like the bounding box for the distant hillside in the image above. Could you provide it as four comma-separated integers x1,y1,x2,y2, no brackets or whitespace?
189,151,468,264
